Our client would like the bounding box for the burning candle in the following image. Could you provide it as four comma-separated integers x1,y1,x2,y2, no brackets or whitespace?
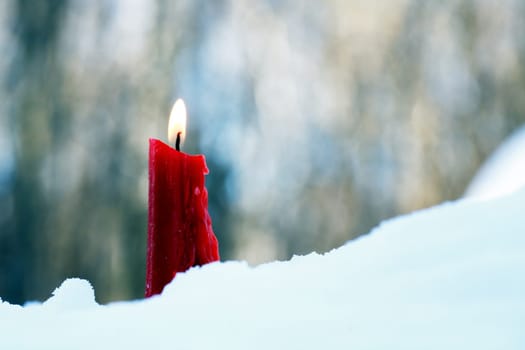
145,99,220,297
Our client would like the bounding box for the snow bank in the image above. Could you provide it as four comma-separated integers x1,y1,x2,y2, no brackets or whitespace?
465,125,525,200
42,278,97,310
1,188,524,349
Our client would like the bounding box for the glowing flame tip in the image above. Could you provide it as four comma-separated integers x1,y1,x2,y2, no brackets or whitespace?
168,99,187,148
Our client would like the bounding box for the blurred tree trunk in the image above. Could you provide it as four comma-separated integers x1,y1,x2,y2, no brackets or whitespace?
0,0,69,304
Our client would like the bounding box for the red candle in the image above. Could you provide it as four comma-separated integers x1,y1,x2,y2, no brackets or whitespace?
145,99,220,297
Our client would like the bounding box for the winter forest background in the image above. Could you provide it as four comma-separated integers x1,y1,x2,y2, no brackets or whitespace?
0,0,524,304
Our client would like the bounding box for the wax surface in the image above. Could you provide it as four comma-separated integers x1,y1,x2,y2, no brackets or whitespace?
146,139,219,297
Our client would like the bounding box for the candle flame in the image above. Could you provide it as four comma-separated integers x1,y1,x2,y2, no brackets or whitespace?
168,99,187,147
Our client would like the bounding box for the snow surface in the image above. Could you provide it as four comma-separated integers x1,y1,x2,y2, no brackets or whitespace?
465,125,525,200
1,189,525,349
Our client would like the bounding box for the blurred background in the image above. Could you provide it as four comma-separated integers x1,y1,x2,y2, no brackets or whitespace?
1,0,524,304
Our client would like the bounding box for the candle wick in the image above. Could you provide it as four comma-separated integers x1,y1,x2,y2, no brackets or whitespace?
175,132,181,151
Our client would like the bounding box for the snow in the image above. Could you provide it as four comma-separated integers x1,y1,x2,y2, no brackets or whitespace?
42,279,98,311
465,125,525,200
1,189,525,349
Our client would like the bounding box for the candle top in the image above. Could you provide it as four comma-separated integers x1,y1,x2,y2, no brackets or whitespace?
168,99,187,148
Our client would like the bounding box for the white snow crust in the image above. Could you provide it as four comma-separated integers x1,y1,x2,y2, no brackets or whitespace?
465,125,525,200
1,188,524,349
